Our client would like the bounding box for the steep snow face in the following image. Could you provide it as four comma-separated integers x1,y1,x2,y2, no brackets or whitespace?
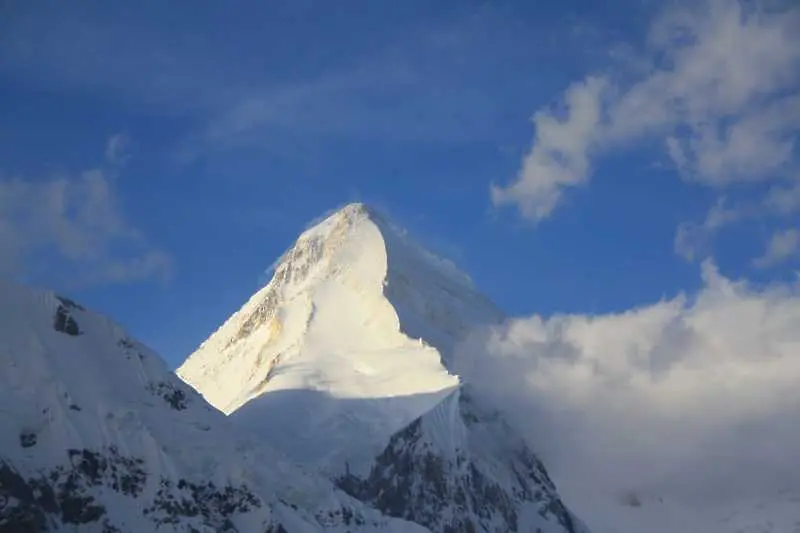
337,387,590,533
178,203,502,474
0,281,432,533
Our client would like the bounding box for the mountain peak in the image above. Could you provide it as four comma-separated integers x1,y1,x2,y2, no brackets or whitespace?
178,204,503,469
172,205,587,532
334,201,376,217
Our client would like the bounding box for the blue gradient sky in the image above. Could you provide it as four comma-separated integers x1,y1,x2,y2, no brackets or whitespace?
1,0,798,367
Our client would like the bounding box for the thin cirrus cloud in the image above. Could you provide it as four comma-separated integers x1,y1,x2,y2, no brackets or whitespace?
2,2,606,164
493,0,800,234
454,259,800,517
0,135,172,287
0,4,533,152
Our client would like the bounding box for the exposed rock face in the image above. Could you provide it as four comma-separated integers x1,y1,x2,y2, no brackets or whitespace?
53,296,82,337
0,450,275,532
1,448,148,531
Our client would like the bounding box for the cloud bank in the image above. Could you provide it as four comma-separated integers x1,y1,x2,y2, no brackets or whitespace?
495,0,800,256
0,135,171,286
454,261,800,507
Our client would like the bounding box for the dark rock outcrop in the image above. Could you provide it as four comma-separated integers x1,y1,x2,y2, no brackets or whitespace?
0,447,270,533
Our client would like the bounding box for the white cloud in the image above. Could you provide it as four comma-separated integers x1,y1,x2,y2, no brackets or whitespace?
491,77,606,221
666,96,800,185
753,228,800,268
495,0,800,220
0,135,171,286
454,260,800,511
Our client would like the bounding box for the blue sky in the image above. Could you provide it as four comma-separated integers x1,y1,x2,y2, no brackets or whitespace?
1,0,798,367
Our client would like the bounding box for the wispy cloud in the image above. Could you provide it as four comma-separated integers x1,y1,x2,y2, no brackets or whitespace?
455,260,800,513
674,174,800,263
196,61,498,148
765,180,800,216
753,228,800,268
0,134,172,287
673,197,747,261
494,0,800,222
0,2,593,161
105,133,131,168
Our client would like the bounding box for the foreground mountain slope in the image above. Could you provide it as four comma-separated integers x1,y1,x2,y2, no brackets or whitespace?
177,203,589,533
0,281,431,533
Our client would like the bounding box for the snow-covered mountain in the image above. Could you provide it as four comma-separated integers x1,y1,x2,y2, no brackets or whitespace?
177,203,504,475
0,281,433,532
178,203,588,533
5,201,793,533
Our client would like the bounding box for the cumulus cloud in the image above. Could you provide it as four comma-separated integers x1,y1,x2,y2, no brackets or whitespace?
494,0,800,222
0,135,172,286
454,261,800,507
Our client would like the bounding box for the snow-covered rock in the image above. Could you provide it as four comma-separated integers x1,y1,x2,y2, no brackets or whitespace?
0,281,431,532
178,203,587,533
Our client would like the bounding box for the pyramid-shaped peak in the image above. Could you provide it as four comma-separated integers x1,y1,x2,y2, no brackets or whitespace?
179,202,503,417
290,201,481,298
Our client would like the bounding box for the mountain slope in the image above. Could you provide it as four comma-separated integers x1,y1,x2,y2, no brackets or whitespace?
177,203,588,533
0,281,431,533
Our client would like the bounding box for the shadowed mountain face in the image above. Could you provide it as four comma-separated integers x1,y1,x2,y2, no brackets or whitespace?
177,203,590,533
337,388,589,533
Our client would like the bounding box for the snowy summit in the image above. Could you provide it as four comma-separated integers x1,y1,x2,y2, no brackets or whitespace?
177,202,505,474
178,202,588,531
